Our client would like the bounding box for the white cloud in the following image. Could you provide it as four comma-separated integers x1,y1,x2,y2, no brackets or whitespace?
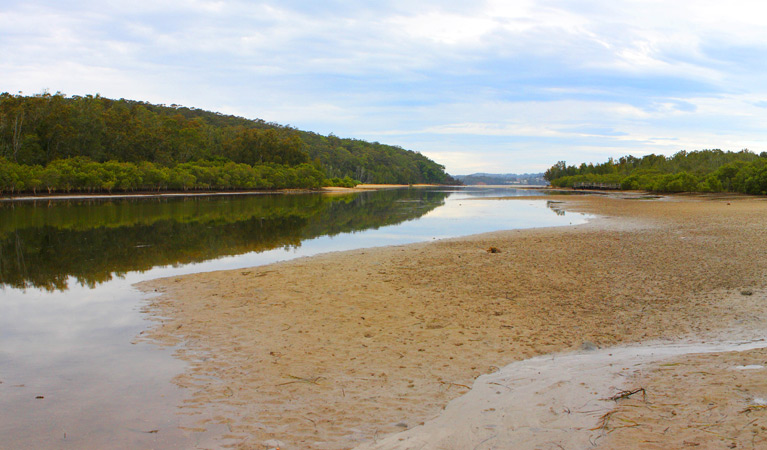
389,12,499,45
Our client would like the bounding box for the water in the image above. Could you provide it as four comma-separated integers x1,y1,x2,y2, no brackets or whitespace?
0,187,590,448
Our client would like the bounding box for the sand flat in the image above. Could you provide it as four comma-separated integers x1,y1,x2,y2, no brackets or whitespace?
356,337,767,450
138,194,767,449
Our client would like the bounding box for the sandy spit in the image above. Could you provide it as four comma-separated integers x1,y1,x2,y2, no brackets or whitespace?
137,194,767,449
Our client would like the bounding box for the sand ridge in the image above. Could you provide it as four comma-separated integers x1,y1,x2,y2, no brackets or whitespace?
138,194,767,449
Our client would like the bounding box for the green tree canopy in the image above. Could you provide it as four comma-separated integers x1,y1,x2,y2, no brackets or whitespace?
544,149,767,194
0,91,457,188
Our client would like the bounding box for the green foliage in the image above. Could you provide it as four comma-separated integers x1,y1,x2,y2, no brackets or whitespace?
323,176,360,188
0,91,455,189
0,156,326,194
545,149,767,194
652,172,699,193
298,133,459,185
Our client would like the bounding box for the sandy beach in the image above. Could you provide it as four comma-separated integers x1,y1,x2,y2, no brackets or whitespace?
138,194,767,449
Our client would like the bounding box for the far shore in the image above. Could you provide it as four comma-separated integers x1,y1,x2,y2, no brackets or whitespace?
136,194,767,449
0,184,596,203
0,183,463,202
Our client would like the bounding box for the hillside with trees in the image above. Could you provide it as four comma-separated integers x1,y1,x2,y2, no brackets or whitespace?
544,149,767,194
0,91,457,194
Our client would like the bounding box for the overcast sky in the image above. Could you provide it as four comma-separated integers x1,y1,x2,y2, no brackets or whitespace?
2,1,767,174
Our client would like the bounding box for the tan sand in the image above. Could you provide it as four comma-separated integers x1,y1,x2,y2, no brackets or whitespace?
356,337,767,450
137,194,767,449
594,344,767,449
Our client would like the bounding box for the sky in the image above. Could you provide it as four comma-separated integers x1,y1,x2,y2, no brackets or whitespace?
2,0,767,174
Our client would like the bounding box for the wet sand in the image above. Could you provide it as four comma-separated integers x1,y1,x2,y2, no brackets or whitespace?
138,194,767,449
357,337,767,450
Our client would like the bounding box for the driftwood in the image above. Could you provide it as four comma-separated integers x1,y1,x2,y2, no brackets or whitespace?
591,388,647,432
608,387,646,402
439,381,472,390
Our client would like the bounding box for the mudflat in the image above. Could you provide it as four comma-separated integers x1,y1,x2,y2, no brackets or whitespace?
138,194,767,449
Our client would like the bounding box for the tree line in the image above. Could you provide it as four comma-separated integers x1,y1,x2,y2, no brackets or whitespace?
0,156,328,194
544,149,767,194
0,91,456,193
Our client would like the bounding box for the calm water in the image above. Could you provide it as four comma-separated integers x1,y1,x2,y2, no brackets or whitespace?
0,187,590,448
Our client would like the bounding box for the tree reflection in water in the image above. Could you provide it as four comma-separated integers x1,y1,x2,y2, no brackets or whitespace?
0,190,448,291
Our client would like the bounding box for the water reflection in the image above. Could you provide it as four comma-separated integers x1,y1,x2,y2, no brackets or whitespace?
0,190,448,291
547,200,567,216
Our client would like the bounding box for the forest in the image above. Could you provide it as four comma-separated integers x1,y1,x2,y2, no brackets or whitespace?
544,149,767,194
0,91,456,194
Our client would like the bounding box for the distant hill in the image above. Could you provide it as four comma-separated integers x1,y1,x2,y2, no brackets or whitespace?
0,91,457,186
454,172,548,186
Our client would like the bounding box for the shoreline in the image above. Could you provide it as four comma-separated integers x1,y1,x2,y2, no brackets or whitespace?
0,184,451,202
0,184,562,203
137,194,767,449
0,189,321,202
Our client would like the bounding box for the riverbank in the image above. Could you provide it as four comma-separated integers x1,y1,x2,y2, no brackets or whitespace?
1,188,338,202
138,194,767,449
0,184,445,202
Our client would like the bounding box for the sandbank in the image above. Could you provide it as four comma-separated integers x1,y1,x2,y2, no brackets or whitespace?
138,194,767,449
